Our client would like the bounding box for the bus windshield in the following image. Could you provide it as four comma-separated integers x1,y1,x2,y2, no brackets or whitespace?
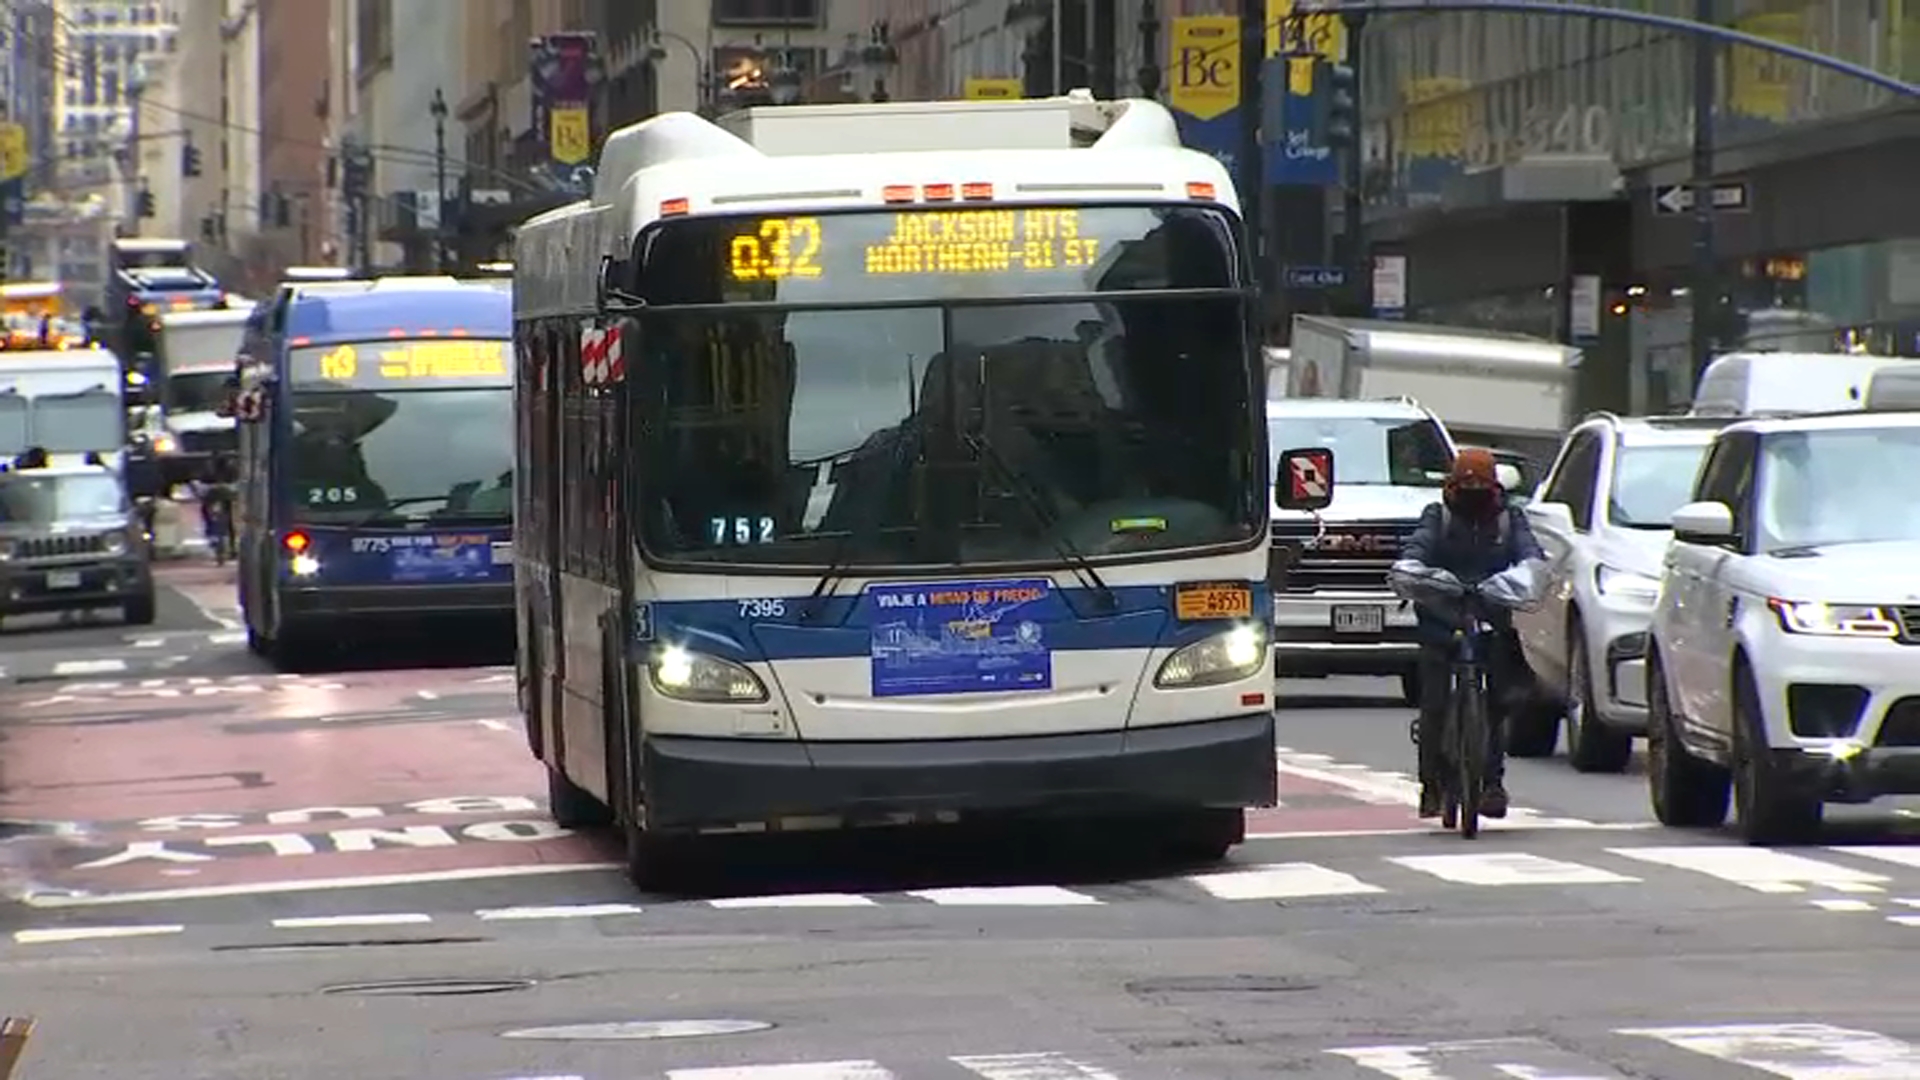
630,205,1259,568
282,338,513,524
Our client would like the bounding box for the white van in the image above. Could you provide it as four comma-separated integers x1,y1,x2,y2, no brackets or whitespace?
1688,351,1916,417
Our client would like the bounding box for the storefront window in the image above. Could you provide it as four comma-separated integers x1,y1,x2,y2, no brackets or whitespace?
1413,286,1560,340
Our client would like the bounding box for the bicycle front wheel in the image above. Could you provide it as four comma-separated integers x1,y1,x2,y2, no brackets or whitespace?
1455,666,1489,839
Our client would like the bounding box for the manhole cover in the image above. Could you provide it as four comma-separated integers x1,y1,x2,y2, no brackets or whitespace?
323,977,534,997
500,1020,773,1041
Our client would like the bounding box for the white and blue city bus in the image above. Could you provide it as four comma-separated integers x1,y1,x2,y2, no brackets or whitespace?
233,277,516,664
512,95,1279,887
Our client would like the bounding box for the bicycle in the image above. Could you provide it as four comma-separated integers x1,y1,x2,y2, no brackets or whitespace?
1389,564,1541,841
1437,590,1499,838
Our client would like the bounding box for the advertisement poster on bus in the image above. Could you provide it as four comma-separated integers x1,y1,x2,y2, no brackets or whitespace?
868,579,1054,698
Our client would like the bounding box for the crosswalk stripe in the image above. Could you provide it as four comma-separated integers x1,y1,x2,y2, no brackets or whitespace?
476,903,643,920
271,913,431,929
1385,852,1640,887
908,885,1103,906
51,659,127,676
950,1052,1124,1079
1186,862,1384,900
1330,1035,1639,1078
667,1061,896,1080
1830,845,1920,870
12,924,184,944
1620,1022,1920,1077
1607,845,1891,893
708,893,878,909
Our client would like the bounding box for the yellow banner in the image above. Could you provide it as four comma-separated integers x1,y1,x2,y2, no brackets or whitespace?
549,106,591,165
1728,10,1801,121
0,124,26,183
1266,0,1346,62
964,77,1023,100
1168,16,1240,121
1399,77,1471,158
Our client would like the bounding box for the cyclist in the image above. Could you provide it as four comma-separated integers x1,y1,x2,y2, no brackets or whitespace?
1395,448,1544,820
192,455,239,563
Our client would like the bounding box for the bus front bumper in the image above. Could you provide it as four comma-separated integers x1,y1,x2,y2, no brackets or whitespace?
640,712,1277,831
280,581,513,619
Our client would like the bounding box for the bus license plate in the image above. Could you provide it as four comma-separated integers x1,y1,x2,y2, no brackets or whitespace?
489,542,513,566
1175,582,1251,620
1331,604,1383,634
45,570,81,590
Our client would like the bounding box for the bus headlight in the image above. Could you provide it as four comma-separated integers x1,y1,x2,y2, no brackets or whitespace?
289,553,321,576
1155,623,1268,689
648,645,769,703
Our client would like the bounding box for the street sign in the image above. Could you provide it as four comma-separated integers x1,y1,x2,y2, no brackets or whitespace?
1653,181,1750,215
1286,264,1347,289
0,123,26,183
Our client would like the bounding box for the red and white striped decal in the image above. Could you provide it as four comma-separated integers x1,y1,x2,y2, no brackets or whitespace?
580,324,625,385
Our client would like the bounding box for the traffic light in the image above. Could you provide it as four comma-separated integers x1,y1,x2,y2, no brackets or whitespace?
1314,59,1358,152
136,188,155,218
182,141,202,177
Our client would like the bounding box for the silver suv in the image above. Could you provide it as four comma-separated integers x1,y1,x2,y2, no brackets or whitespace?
1511,412,1726,768
0,464,156,628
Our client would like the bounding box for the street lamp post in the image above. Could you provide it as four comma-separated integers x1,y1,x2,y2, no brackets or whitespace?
124,59,148,234
1137,0,1161,97
429,88,450,273
1005,0,1053,96
646,29,713,113
859,23,899,102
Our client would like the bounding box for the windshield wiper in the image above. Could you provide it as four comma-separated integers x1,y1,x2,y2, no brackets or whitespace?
800,438,922,625
964,430,1118,616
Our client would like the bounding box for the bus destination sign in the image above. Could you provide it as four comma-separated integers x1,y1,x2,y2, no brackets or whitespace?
291,339,510,389
725,209,1104,284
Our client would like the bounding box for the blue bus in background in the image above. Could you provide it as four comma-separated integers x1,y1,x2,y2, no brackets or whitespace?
234,276,515,664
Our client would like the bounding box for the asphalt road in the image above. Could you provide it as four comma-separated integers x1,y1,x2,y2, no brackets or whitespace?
0,559,232,676
8,582,1920,1078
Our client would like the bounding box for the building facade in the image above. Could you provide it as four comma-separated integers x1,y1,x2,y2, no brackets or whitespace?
860,0,1162,102
1357,0,1920,411
142,0,220,256
255,0,331,274
50,1,178,209
6,2,62,197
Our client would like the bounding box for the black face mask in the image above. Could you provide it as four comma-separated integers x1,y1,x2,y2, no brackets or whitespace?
1448,487,1498,518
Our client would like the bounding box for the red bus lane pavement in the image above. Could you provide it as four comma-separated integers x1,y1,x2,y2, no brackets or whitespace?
1,661,1596,906
0,666,619,904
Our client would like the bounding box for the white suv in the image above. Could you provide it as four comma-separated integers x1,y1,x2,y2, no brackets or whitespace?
1646,410,1920,844
1513,413,1726,770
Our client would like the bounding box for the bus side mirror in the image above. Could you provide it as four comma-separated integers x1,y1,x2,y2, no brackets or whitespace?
595,255,619,316
1275,447,1335,512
